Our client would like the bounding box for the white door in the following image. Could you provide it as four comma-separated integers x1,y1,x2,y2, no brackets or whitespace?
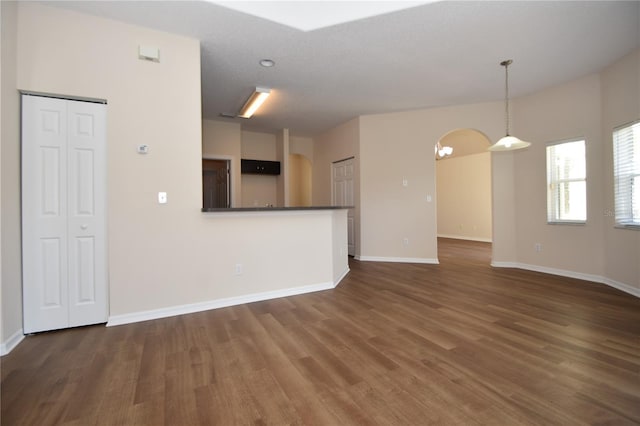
332,158,355,256
22,95,108,334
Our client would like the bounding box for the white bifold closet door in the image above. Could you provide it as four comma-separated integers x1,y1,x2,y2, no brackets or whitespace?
22,94,108,334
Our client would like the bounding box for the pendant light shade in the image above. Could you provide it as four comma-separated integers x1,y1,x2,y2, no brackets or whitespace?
488,59,530,152
490,135,530,151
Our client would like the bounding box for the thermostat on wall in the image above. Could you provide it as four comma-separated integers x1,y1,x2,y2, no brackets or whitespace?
137,144,149,154
138,45,160,62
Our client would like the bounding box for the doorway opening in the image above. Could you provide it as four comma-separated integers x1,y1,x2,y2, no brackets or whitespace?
288,153,312,207
435,128,493,262
332,157,355,256
202,158,231,209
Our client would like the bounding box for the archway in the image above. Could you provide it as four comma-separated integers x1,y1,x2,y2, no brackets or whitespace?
435,129,493,261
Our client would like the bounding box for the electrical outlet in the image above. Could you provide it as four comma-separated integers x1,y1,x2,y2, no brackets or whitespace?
534,243,542,252
403,237,409,246
235,263,243,275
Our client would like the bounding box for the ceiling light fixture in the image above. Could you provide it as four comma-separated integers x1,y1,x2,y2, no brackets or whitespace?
259,59,275,67
488,59,531,151
238,87,271,119
435,141,453,160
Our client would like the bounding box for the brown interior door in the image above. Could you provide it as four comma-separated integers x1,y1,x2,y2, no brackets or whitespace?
203,159,230,208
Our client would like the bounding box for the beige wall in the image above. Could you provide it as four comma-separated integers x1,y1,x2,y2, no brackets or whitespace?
290,136,314,162
314,118,360,255
601,49,640,291
512,73,605,275
501,50,639,294
16,2,201,317
242,130,276,160
202,119,242,207
1,0,23,351
439,128,490,157
359,103,505,262
290,136,314,206
10,4,348,333
289,154,312,207
491,152,518,264
331,209,349,283
241,130,277,207
106,209,349,325
242,174,277,207
354,54,638,293
437,152,492,241
275,129,290,207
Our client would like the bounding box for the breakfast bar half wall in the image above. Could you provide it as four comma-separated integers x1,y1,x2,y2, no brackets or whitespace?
106,207,350,326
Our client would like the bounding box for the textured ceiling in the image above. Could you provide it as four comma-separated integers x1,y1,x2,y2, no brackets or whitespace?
49,1,640,137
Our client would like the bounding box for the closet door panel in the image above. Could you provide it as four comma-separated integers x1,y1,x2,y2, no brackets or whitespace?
67,100,108,327
22,96,69,333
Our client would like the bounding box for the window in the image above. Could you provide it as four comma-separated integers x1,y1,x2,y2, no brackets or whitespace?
546,139,586,223
613,120,640,228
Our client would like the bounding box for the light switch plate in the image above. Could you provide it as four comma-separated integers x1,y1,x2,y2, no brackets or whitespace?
158,192,167,204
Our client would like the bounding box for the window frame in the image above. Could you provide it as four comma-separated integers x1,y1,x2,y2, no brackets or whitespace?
613,119,640,230
546,138,587,225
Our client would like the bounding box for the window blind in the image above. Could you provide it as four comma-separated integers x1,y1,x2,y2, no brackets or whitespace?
613,120,640,227
546,139,586,223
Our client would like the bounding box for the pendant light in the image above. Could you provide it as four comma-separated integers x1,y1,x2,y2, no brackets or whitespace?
488,59,531,151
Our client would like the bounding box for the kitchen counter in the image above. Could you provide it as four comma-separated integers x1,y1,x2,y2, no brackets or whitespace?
109,206,350,327
202,206,352,213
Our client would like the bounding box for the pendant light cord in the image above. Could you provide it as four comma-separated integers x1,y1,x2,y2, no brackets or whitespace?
489,59,530,151
503,60,510,136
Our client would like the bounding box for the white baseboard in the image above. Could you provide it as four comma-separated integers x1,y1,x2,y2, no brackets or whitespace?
107,280,339,327
334,267,350,286
490,261,519,268
357,256,439,264
515,262,604,283
492,261,640,298
438,234,492,243
1,329,25,356
602,277,640,298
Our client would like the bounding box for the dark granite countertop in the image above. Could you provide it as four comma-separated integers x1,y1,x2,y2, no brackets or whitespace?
202,206,352,213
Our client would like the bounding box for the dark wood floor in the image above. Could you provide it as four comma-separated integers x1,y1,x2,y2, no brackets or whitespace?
2,238,639,425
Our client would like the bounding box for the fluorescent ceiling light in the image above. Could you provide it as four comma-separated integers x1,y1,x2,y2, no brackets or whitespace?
238,87,271,118
213,1,435,32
